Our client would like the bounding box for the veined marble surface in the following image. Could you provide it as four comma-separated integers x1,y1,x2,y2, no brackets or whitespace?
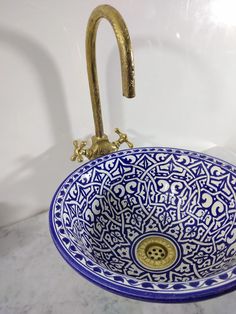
0,212,236,314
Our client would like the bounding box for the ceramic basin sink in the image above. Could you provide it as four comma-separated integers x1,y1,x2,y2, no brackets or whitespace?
49,147,236,302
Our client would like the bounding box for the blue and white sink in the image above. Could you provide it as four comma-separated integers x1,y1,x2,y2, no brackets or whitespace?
49,147,236,302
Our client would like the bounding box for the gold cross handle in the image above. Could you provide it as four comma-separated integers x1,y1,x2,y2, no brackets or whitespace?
71,140,87,162
71,128,134,162
112,128,134,150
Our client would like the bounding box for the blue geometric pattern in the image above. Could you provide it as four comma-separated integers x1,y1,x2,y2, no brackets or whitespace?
49,147,236,302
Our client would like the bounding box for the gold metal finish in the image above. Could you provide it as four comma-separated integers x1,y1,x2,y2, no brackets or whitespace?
72,4,135,161
71,128,133,162
136,236,177,270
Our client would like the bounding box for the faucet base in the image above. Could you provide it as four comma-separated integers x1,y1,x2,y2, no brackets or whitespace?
71,128,134,162
87,134,117,160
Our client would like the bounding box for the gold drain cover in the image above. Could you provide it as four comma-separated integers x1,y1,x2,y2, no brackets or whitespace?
135,236,177,270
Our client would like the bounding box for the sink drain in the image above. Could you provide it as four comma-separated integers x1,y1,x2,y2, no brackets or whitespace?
146,243,167,261
135,236,177,270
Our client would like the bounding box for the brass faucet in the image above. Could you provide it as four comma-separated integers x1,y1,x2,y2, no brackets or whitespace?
71,4,135,162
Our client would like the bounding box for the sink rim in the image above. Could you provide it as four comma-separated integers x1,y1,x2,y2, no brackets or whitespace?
49,146,236,302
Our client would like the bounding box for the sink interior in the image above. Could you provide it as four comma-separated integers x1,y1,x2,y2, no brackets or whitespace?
50,147,236,301
56,148,236,281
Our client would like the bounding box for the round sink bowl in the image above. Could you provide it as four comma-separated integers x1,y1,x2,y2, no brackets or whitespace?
49,147,236,302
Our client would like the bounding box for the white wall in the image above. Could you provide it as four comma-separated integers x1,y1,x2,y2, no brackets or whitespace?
1,0,236,227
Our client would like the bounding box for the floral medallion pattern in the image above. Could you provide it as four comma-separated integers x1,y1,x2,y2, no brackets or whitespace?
49,147,236,301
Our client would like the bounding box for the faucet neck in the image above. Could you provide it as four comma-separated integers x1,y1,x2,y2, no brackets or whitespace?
86,4,135,138
71,5,135,162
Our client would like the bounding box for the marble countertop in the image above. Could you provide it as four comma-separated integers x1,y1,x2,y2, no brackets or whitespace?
0,211,236,314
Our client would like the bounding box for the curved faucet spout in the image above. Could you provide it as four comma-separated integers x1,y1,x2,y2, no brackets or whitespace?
86,4,135,138
71,5,135,162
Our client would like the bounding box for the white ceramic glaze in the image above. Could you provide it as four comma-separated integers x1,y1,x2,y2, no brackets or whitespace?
50,147,236,302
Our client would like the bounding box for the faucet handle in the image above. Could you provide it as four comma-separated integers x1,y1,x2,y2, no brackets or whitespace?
71,140,87,162
113,128,134,150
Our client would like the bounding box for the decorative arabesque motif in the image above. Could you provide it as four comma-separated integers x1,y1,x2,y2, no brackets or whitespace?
51,148,236,292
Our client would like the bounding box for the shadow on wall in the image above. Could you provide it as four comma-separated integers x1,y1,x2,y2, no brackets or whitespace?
1,29,235,227
106,36,223,147
0,27,76,227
